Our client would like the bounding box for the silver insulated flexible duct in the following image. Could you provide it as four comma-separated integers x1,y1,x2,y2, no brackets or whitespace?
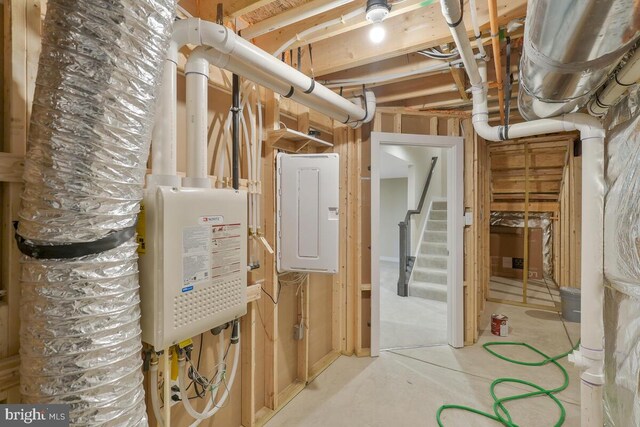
17,0,175,425
518,0,640,121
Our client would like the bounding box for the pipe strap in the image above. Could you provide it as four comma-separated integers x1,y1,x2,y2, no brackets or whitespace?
14,222,137,259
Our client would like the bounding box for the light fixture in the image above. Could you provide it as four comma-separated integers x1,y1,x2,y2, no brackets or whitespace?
366,0,390,43
369,24,386,43
365,0,391,24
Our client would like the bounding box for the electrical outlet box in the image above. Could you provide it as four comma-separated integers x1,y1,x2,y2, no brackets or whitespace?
139,187,247,350
276,153,339,273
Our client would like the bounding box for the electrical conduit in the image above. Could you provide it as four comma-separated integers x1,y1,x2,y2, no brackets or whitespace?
439,1,605,425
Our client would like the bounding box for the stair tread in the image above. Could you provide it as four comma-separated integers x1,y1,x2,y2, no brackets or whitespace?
411,281,447,288
413,266,447,274
416,254,448,259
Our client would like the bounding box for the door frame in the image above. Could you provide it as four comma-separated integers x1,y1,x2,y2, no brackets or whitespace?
370,131,464,354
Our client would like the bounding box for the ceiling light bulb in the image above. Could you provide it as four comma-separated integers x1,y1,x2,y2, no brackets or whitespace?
369,24,386,44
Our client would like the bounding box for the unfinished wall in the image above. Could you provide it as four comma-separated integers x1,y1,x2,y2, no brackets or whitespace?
1,3,347,426
379,178,408,261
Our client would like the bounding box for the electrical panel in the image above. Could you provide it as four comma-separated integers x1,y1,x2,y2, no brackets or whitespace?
139,187,247,350
276,153,339,273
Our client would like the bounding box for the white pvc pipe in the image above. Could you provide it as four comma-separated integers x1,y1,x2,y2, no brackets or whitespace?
588,48,640,116
197,46,370,126
184,55,212,188
241,0,353,40
150,58,181,187
195,19,373,126
150,360,164,427
467,0,487,59
439,2,605,425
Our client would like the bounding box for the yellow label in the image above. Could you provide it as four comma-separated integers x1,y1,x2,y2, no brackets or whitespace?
171,348,178,381
136,201,146,254
178,338,193,349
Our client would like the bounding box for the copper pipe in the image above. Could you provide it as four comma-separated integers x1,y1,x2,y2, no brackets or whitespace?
488,0,505,122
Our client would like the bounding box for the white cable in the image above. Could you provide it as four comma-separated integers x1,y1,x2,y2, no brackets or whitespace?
322,58,470,88
150,361,164,427
273,8,364,57
179,333,226,421
256,87,263,231
183,325,241,426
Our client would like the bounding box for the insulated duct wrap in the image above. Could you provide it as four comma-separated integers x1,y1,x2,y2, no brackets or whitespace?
518,0,640,120
489,212,553,280
17,0,175,425
602,86,640,426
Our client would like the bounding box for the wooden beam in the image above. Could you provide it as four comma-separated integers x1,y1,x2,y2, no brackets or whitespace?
242,0,351,40
450,67,469,101
0,153,24,183
228,0,278,18
491,201,559,212
283,0,526,76
492,180,561,194
0,355,20,392
255,0,425,56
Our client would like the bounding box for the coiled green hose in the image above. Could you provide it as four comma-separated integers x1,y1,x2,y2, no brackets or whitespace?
436,341,579,426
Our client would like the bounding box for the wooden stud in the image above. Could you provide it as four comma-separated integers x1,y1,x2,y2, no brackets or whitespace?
241,301,257,427
450,67,469,101
263,91,280,410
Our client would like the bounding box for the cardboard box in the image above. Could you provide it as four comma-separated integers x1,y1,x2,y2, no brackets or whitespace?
490,226,543,280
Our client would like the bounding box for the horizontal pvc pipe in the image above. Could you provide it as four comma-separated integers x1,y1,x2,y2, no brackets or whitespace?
193,46,375,127
588,48,640,116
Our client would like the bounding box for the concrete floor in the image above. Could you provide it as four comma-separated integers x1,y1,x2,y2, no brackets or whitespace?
380,260,447,349
266,301,581,427
489,276,561,309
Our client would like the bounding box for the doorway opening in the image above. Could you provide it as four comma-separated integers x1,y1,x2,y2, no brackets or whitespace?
371,132,464,355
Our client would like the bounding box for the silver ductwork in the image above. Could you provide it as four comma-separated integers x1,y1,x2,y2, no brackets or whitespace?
518,0,640,121
17,0,175,425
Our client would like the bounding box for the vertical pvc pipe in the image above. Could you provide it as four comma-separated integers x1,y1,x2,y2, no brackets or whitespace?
578,136,605,427
150,58,181,187
184,56,211,188
232,74,240,190
163,350,171,427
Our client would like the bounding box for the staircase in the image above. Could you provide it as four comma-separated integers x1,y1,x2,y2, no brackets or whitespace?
409,200,448,302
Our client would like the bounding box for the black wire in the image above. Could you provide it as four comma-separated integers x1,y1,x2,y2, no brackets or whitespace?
196,333,204,371
261,281,282,305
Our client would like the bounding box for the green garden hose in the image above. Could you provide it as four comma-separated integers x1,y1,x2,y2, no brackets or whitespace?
436,341,579,427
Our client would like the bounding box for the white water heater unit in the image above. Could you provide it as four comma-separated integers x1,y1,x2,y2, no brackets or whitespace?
139,187,247,350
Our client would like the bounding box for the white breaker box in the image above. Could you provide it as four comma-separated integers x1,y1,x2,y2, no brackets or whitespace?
277,153,340,273
139,187,247,350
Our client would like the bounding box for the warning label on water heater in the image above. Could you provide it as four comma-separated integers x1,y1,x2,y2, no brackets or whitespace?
182,222,242,289
183,226,212,287
211,223,242,281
